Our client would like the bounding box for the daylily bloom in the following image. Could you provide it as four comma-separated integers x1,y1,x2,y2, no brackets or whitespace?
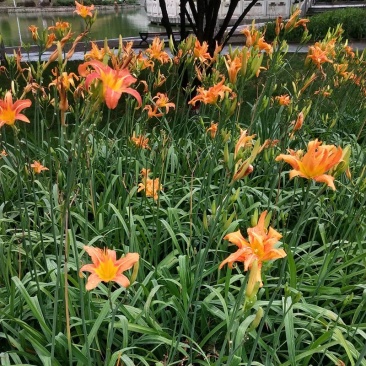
275,16,283,36
224,55,242,84
206,122,218,138
284,9,301,31
31,161,49,174
153,92,175,113
144,105,163,118
78,60,142,109
220,211,286,287
79,246,139,291
275,94,291,106
257,37,273,54
188,77,232,106
289,111,304,138
241,27,259,48
131,132,150,149
85,41,112,61
0,91,32,128
232,129,258,182
306,39,336,72
344,45,355,58
48,21,70,34
46,33,56,49
74,1,95,18
235,129,256,159
49,70,79,125
275,139,343,190
138,169,162,200
145,37,170,64
193,39,211,64
28,25,39,41
0,149,8,157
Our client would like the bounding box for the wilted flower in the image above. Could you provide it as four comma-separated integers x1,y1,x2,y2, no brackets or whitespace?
79,246,139,291
31,161,49,174
275,139,343,190
0,91,32,128
220,211,286,287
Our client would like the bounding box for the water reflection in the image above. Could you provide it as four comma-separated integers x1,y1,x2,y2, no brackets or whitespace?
1,7,165,47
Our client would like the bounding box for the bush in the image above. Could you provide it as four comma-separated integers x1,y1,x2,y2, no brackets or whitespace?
265,8,366,42
16,0,36,6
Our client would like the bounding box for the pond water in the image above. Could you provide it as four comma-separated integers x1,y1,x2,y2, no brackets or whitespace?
0,6,165,47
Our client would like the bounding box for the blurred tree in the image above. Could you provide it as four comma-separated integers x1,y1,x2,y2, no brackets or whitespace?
159,0,260,55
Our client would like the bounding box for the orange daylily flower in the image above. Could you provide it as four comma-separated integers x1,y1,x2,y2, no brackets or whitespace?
49,70,79,125
138,169,162,200
275,139,343,190
257,37,273,54
220,211,286,287
131,132,150,149
188,77,232,106
306,40,335,69
78,60,142,109
79,246,139,291
84,41,112,61
235,129,256,158
284,9,301,31
74,1,95,18
1,149,8,157
48,21,70,33
0,91,32,128
144,105,163,118
145,37,170,64
275,16,283,36
31,161,49,174
293,111,304,129
224,55,242,83
241,27,258,48
28,25,39,41
153,92,175,113
135,52,155,71
344,45,355,58
232,129,257,182
193,39,211,64
144,92,175,118
46,33,56,49
275,94,291,106
206,122,218,138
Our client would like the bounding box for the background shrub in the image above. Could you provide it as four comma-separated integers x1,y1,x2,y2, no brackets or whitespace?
265,8,366,41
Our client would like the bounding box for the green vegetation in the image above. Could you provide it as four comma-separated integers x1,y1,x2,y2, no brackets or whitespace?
0,10,366,366
266,7,366,41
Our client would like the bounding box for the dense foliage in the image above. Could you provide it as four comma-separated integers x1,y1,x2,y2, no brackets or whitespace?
0,7,366,366
265,8,366,41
